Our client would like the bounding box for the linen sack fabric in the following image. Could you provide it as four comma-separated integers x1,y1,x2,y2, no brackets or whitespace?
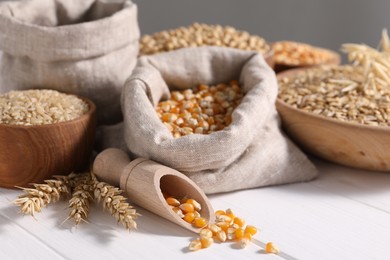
120,46,318,194
0,0,140,124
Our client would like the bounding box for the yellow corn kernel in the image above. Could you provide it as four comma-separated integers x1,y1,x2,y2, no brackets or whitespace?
161,113,178,123
200,237,213,248
225,208,235,219
186,199,202,212
166,197,180,207
180,203,195,213
216,222,230,232
188,240,202,251
193,211,201,219
216,214,232,223
208,223,221,234
231,223,240,230
215,210,225,216
171,207,184,218
183,212,196,223
238,237,251,248
215,230,227,242
235,228,245,240
193,217,207,228
233,217,246,228
244,225,258,236
227,227,237,240
199,228,213,239
265,242,279,254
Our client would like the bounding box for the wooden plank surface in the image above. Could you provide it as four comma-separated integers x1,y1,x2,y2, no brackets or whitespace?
1,159,390,260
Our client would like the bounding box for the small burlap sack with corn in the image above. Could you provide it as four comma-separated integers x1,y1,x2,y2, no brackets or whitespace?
111,47,318,194
0,0,139,124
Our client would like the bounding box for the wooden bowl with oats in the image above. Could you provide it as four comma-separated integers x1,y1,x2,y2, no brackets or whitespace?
0,90,96,188
272,41,341,73
276,66,390,171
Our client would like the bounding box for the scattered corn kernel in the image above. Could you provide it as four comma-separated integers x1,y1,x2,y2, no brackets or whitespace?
215,230,227,242
186,199,202,212
238,237,251,248
188,240,202,251
194,217,207,228
227,227,237,240
235,228,245,240
244,225,257,236
265,242,280,254
215,210,225,216
225,208,235,219
233,217,246,228
200,237,214,248
216,214,232,223
216,222,230,232
199,228,213,239
166,197,180,207
180,203,195,213
208,223,221,234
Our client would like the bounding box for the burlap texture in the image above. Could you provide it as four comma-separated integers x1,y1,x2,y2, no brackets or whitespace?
117,47,318,194
0,0,139,124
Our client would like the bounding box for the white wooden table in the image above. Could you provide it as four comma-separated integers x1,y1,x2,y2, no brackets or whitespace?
1,158,390,260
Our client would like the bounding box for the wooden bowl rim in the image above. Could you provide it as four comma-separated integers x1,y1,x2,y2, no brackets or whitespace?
271,40,341,66
0,94,96,129
276,66,390,133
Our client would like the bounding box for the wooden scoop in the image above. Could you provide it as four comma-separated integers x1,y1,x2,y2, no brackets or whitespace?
93,148,215,233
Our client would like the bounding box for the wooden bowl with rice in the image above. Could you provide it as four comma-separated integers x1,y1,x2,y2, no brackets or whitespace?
0,90,96,188
276,66,390,171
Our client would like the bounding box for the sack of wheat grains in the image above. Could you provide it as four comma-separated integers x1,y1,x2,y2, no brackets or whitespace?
110,47,318,194
0,0,139,125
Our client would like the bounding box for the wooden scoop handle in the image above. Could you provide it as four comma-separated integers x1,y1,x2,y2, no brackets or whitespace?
93,148,131,187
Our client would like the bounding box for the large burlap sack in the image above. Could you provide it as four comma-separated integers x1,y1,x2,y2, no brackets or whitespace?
0,0,139,124
118,47,317,194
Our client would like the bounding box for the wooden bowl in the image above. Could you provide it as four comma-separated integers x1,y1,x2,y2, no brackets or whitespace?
276,68,390,171
272,41,341,73
0,97,96,188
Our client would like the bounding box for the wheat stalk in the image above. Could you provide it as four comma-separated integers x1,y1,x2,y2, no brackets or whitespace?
342,28,390,91
92,174,140,230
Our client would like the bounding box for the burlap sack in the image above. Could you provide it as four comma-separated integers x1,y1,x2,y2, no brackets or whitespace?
118,47,317,194
0,0,139,124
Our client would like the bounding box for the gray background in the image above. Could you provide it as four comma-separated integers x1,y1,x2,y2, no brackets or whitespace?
135,0,390,58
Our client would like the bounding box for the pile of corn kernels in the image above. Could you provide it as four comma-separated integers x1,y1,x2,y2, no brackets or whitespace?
164,195,279,254
273,41,336,67
140,23,270,56
156,81,243,137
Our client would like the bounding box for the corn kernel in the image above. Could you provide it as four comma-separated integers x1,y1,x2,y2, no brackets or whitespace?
171,207,184,218
200,237,213,248
166,197,180,207
227,227,237,240
265,242,279,254
215,230,227,242
183,212,196,223
225,208,235,219
216,214,232,223
186,199,202,211
180,203,195,213
193,217,207,228
244,225,257,236
216,222,230,232
235,228,245,240
193,211,201,219
238,237,251,248
215,210,225,216
233,217,245,228
188,240,202,251
208,223,221,234
199,228,213,239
